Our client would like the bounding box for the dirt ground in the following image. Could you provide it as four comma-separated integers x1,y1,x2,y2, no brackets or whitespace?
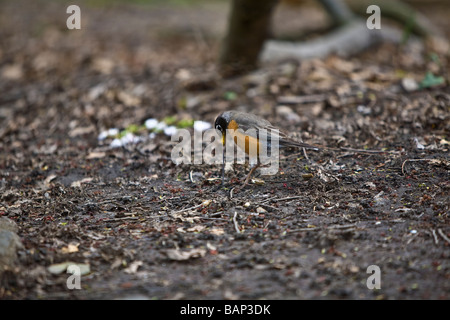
0,0,449,300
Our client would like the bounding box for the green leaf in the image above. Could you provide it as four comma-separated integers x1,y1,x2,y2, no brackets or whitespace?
162,116,177,125
125,124,141,134
176,119,194,128
224,91,237,101
419,72,444,89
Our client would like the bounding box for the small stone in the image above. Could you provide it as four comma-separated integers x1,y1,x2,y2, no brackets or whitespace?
256,207,267,214
401,78,419,92
0,229,22,273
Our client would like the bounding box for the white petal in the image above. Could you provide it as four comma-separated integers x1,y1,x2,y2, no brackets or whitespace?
110,138,123,148
164,126,178,136
193,120,212,132
144,118,159,129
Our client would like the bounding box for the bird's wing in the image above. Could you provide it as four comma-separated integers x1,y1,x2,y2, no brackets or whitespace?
238,120,318,150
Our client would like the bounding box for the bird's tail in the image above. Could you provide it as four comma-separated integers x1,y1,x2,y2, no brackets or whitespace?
280,139,319,151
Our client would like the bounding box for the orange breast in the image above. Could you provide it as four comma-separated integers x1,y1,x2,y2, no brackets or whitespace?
228,120,260,157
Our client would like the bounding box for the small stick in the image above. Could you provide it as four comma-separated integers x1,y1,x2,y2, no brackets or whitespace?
261,195,303,204
172,203,203,214
103,216,139,223
233,211,241,233
437,229,450,244
288,227,320,232
207,211,224,218
401,159,434,175
200,217,229,222
229,187,236,199
277,94,327,105
431,229,439,245
339,147,387,154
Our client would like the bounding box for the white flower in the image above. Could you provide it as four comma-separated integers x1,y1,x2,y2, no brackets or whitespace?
98,128,119,141
98,131,109,141
121,132,143,145
144,118,159,130
155,121,167,131
164,126,178,136
110,133,143,148
121,132,135,144
110,138,123,148
193,120,211,132
108,128,119,136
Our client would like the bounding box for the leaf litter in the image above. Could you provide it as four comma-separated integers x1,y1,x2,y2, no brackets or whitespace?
0,0,449,300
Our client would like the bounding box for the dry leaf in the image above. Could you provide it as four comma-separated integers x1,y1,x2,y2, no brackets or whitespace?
69,125,95,138
86,151,106,159
47,262,90,275
44,174,57,186
209,228,225,236
187,225,206,232
117,91,141,107
165,248,206,261
124,260,143,274
70,178,93,188
61,243,79,254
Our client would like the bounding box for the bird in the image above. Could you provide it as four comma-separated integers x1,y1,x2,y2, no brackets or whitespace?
214,110,319,186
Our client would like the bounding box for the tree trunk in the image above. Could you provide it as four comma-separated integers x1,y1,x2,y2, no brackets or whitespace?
219,0,279,77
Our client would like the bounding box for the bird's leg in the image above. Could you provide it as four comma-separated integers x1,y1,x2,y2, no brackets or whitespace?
221,141,225,186
242,161,261,187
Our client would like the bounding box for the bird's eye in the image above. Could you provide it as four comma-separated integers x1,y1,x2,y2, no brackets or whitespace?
216,124,222,131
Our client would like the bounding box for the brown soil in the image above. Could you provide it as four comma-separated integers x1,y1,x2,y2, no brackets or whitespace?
0,0,449,300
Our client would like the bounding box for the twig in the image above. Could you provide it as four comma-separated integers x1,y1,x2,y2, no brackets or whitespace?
200,217,229,222
261,195,303,204
277,94,327,105
257,203,280,212
102,216,139,223
431,229,439,245
233,211,241,233
206,211,224,218
407,233,419,245
288,223,358,233
288,227,320,232
328,223,357,230
437,229,450,244
172,203,203,214
401,159,435,175
339,147,387,154
229,187,236,199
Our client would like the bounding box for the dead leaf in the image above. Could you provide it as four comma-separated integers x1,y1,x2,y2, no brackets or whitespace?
44,174,57,186
124,260,143,274
86,151,106,159
209,228,225,236
1,64,23,80
47,262,90,275
187,225,206,232
61,243,79,254
69,125,96,138
117,91,141,107
92,57,114,74
71,177,93,188
165,248,206,261
251,178,265,185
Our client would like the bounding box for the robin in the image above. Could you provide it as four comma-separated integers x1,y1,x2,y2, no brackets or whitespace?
214,110,319,186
